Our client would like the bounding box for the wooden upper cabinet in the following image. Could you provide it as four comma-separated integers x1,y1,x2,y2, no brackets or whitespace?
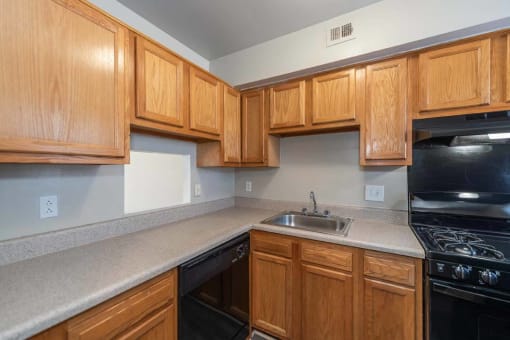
223,86,241,163
269,80,306,130
312,69,356,124
301,264,353,340
251,251,293,339
242,90,265,163
135,36,185,127
361,58,410,165
189,67,222,135
0,0,127,163
363,278,416,340
418,39,491,112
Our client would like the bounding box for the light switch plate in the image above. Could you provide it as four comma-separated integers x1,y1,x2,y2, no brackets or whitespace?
194,184,201,197
245,181,252,192
365,185,384,202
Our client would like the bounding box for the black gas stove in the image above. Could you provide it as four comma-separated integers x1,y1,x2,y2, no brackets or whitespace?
412,222,510,291
409,113,510,340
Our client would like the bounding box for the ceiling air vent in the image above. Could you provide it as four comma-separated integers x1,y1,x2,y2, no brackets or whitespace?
326,22,355,47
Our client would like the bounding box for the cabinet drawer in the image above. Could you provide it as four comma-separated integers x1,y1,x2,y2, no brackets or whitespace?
251,231,293,258
300,240,352,272
364,251,416,286
68,270,176,339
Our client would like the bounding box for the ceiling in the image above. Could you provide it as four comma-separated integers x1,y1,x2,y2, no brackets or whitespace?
119,0,382,60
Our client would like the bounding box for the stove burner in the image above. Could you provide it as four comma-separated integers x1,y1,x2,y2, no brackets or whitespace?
426,227,506,260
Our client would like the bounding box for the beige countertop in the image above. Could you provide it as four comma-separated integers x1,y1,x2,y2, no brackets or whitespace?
0,207,423,339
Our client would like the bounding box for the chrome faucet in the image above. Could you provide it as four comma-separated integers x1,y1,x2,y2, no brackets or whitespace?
310,191,318,214
301,191,330,217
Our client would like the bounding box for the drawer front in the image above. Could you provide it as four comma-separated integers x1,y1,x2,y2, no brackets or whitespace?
364,252,416,286
251,231,293,258
300,240,353,272
68,271,176,339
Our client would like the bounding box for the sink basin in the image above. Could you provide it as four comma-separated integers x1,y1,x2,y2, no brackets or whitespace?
260,211,353,236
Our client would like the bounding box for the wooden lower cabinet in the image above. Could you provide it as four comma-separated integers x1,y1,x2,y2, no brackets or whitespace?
32,269,177,340
250,231,422,340
117,304,176,340
251,250,294,339
363,278,415,340
301,264,353,340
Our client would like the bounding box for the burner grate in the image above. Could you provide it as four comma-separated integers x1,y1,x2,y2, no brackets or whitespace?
425,227,506,260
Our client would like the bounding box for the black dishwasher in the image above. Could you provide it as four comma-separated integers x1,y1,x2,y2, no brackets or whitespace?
179,233,250,340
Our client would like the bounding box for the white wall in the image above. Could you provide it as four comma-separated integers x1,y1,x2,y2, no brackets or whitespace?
210,0,510,86
235,132,408,211
0,134,234,242
89,0,209,70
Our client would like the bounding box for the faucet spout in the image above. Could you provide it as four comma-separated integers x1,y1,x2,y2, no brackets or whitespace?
309,191,318,214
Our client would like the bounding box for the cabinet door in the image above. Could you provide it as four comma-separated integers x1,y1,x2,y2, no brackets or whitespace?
419,39,491,112
0,0,126,158
362,58,409,164
363,278,416,340
507,34,510,102
269,81,306,129
301,264,353,340
135,37,185,127
251,251,293,338
242,90,265,163
223,86,241,163
312,69,356,124
190,67,222,135
117,304,176,340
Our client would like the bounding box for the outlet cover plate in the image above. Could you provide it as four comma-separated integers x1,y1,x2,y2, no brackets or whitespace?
40,195,58,219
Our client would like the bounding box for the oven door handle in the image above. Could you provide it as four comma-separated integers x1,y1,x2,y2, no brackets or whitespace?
432,282,510,306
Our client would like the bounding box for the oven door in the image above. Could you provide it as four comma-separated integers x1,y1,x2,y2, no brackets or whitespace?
429,278,510,340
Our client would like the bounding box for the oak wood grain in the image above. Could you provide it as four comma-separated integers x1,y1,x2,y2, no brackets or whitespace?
67,271,175,339
223,86,242,163
300,240,353,272
301,264,354,340
363,278,416,340
362,58,410,165
117,304,176,340
269,81,306,129
189,66,222,136
251,231,293,258
0,0,127,161
364,252,416,286
507,34,510,102
135,36,184,127
312,69,356,125
242,90,266,163
418,39,491,112
251,251,293,339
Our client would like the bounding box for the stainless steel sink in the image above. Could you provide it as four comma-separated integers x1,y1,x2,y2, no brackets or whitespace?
261,211,353,236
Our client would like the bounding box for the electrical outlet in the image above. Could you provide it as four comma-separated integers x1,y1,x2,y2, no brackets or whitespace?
194,184,201,197
365,185,384,202
40,195,58,219
245,181,252,192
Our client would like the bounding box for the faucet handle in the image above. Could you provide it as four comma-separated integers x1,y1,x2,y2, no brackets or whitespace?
301,207,308,214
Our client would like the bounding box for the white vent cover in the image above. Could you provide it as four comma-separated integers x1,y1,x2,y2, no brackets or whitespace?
326,22,355,47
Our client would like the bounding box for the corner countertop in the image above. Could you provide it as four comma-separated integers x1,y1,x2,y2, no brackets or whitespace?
0,207,423,339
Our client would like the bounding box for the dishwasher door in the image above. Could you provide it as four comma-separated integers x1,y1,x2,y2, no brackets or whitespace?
178,233,250,340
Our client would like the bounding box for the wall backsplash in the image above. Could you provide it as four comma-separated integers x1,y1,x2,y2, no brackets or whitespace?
0,133,235,242
235,131,408,211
